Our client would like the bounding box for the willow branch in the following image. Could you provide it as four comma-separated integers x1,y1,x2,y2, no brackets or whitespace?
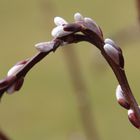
0,13,140,129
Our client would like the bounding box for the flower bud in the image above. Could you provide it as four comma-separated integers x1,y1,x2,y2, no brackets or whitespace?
74,13,84,22
104,44,120,65
128,109,140,129
116,85,130,109
51,26,72,38
0,75,16,90
104,38,122,53
105,38,116,46
54,17,68,26
6,77,24,94
104,38,124,68
35,42,54,52
6,61,26,94
7,63,25,77
84,17,103,38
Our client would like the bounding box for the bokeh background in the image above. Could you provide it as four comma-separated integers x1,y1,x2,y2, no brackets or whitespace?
0,0,140,140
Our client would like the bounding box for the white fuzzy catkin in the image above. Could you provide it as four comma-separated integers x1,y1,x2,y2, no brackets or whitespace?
51,26,72,38
104,44,119,65
116,85,124,100
7,65,23,77
7,64,24,93
74,13,84,22
35,42,54,52
54,17,68,26
104,38,115,45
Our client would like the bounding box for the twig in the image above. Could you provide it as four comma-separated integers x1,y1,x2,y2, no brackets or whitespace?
0,131,11,140
0,13,140,129
136,0,140,24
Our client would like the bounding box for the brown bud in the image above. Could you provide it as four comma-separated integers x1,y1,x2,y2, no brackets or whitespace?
14,77,24,91
128,109,140,129
116,85,130,109
84,17,103,38
6,77,24,94
104,38,124,68
104,44,120,66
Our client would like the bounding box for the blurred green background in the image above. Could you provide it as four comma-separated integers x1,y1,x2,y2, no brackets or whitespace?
0,0,140,140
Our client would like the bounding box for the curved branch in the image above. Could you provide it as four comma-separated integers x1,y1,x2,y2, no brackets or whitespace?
0,13,140,129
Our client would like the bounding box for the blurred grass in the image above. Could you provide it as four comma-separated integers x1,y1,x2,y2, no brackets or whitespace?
0,0,140,140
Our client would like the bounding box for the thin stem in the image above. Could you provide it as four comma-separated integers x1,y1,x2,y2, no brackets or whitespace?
107,56,140,123
0,130,11,140
101,47,140,125
0,34,90,98
136,0,140,24
82,31,140,125
14,35,90,79
17,41,61,78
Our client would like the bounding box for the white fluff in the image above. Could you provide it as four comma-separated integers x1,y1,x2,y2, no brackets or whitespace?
35,42,54,52
51,26,72,38
54,17,68,26
104,38,115,45
128,109,134,115
116,85,124,100
74,13,84,22
104,38,118,49
104,44,119,65
104,44,117,54
7,65,23,77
